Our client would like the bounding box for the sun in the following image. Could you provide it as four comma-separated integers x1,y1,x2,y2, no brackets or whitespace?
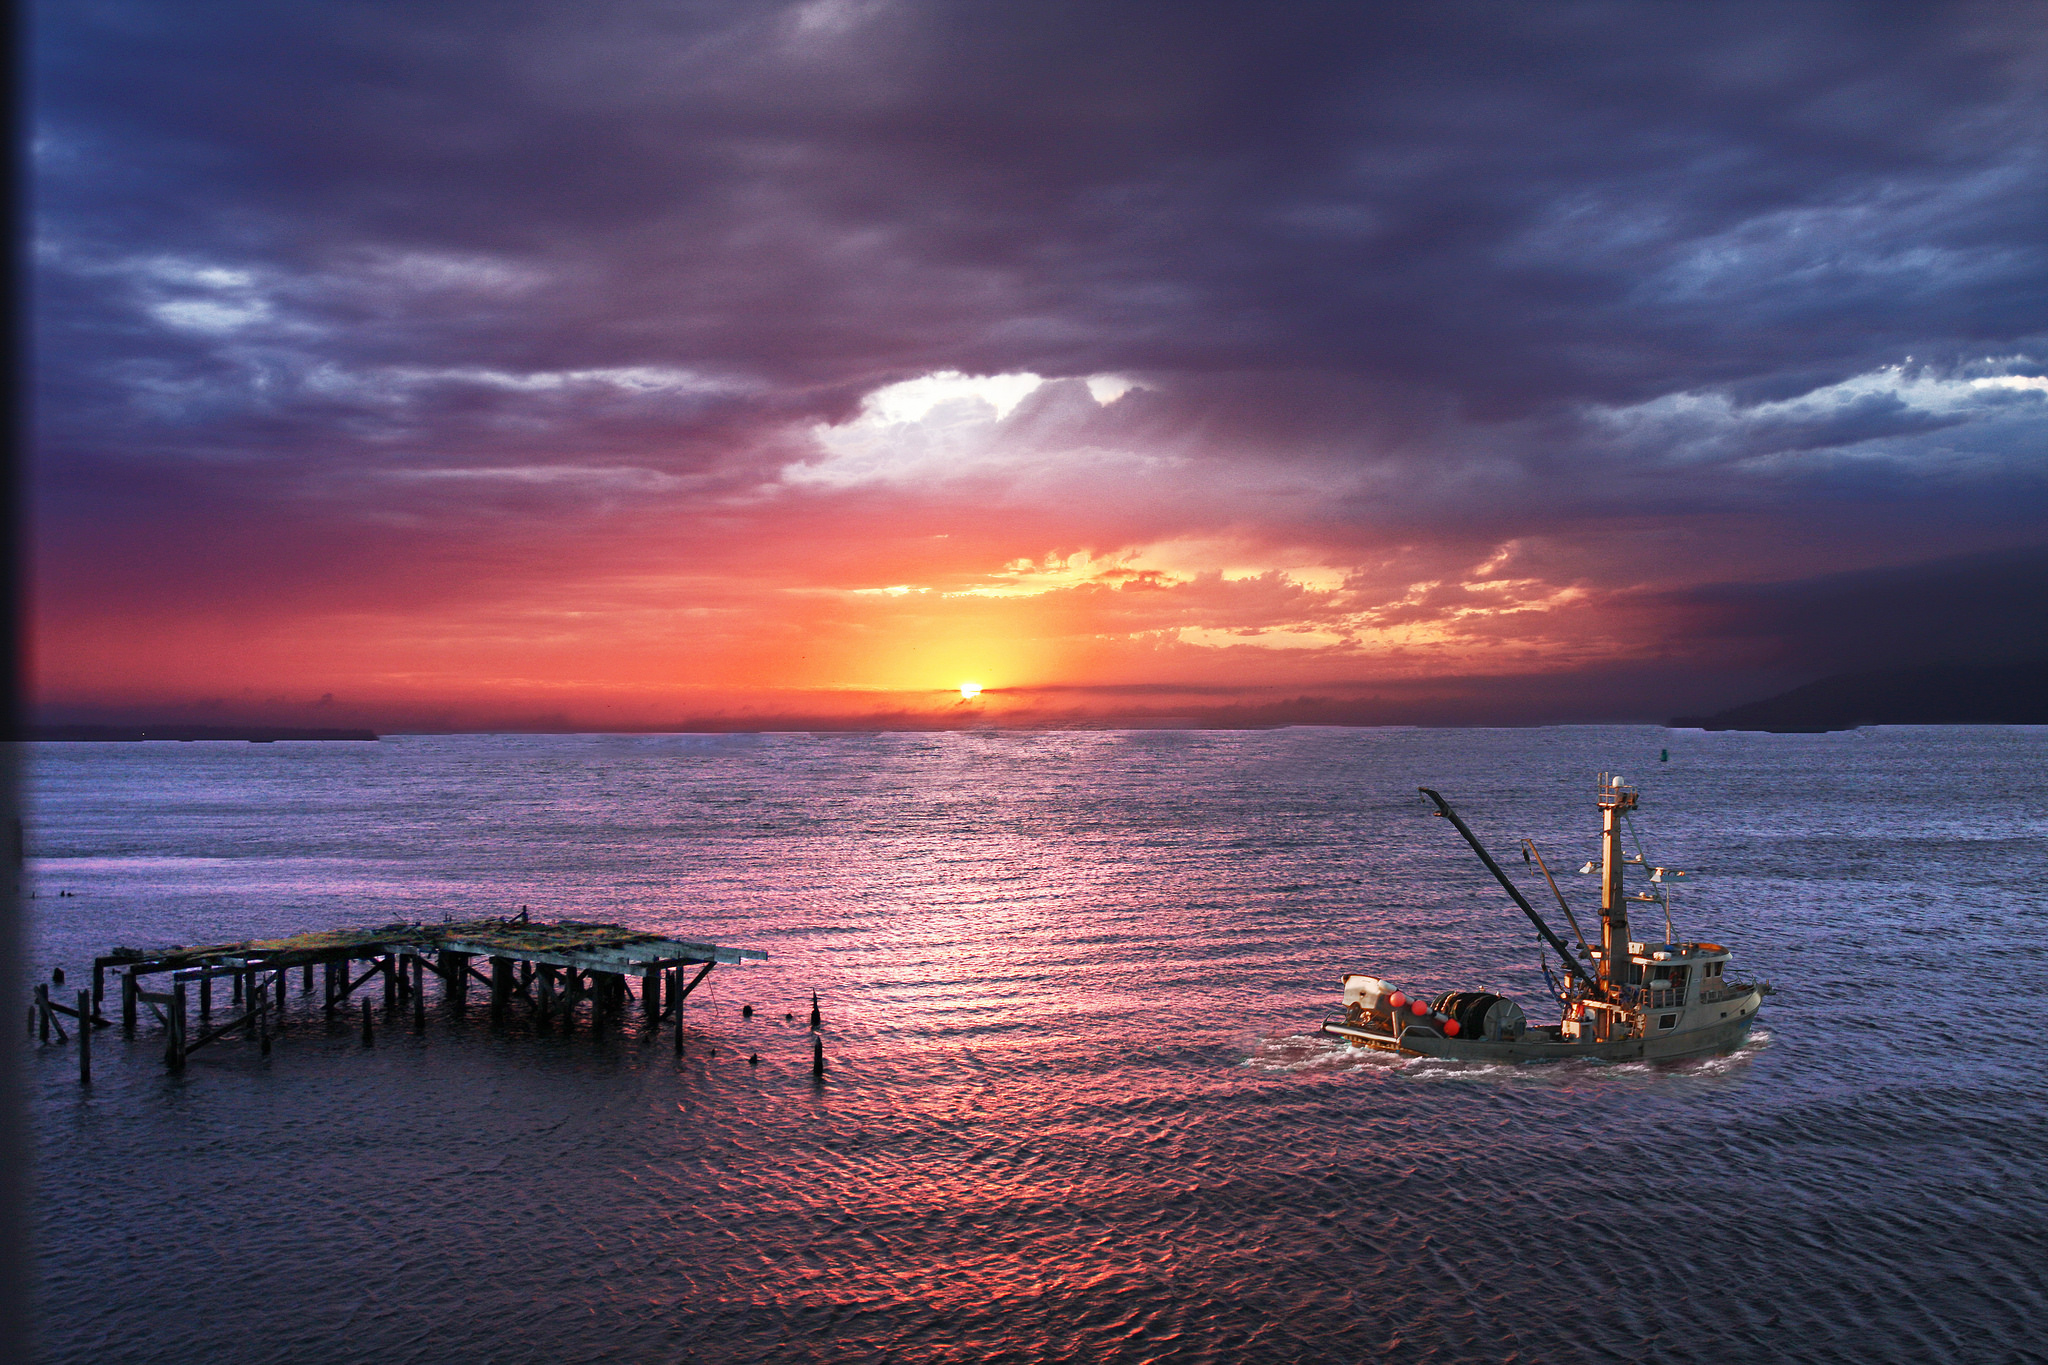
958,681,983,699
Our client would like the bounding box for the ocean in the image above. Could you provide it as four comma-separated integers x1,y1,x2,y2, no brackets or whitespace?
20,726,2048,1363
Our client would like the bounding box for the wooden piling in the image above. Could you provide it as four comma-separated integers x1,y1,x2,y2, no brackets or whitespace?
275,965,287,1010
167,981,187,1070
200,969,213,1021
412,955,426,1032
812,1032,824,1078
445,951,469,1013
231,970,243,1007
303,962,314,993
809,991,821,1031
644,965,661,1026
537,969,554,1031
37,984,51,1043
258,976,272,1056
361,998,374,1046
674,968,685,1056
324,960,338,1016
78,990,93,1083
122,971,137,1034
490,957,512,1022
93,960,106,1011
382,953,397,1011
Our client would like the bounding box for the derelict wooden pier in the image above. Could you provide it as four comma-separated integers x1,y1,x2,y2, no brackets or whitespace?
80,917,769,1070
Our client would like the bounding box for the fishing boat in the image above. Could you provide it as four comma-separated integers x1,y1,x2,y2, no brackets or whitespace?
1320,775,1769,1062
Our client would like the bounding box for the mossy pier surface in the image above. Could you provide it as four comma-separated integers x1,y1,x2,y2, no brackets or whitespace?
70,917,769,1074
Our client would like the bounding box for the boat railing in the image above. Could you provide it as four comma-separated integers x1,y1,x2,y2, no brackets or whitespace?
1594,775,1639,808
1328,1020,1399,1042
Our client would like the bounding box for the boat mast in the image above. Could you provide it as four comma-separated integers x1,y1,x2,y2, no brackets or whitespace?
1596,774,1636,1006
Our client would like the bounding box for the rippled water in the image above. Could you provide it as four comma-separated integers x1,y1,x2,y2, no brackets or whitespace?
21,726,2048,1363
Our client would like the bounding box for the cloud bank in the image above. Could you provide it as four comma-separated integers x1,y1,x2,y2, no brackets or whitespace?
31,1,2048,727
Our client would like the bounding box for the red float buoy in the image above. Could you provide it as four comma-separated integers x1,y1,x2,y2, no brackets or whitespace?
1410,1000,1429,1016
1443,1019,1461,1036
1386,992,1406,1010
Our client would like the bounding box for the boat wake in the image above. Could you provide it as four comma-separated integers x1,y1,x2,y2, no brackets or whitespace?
1241,1029,1404,1073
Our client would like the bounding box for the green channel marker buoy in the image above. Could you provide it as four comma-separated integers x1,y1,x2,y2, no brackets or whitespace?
1660,748,1669,761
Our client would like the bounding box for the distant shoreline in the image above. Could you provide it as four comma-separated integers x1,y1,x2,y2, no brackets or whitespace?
1669,661,2048,733
26,725,380,742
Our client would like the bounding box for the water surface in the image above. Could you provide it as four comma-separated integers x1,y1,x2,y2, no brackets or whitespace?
23,727,2048,1363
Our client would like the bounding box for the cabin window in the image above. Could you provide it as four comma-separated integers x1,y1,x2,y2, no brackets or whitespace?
1658,1014,1677,1030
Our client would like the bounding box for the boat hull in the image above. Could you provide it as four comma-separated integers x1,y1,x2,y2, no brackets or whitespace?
1320,989,1762,1063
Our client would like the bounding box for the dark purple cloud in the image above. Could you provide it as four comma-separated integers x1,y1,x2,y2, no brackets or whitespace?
29,0,2048,720
1652,544,2048,674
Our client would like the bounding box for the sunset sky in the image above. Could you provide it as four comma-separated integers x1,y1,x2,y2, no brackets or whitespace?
30,2,2048,730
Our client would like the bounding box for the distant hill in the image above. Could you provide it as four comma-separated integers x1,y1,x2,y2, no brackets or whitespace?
30,725,380,742
1670,662,2048,733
